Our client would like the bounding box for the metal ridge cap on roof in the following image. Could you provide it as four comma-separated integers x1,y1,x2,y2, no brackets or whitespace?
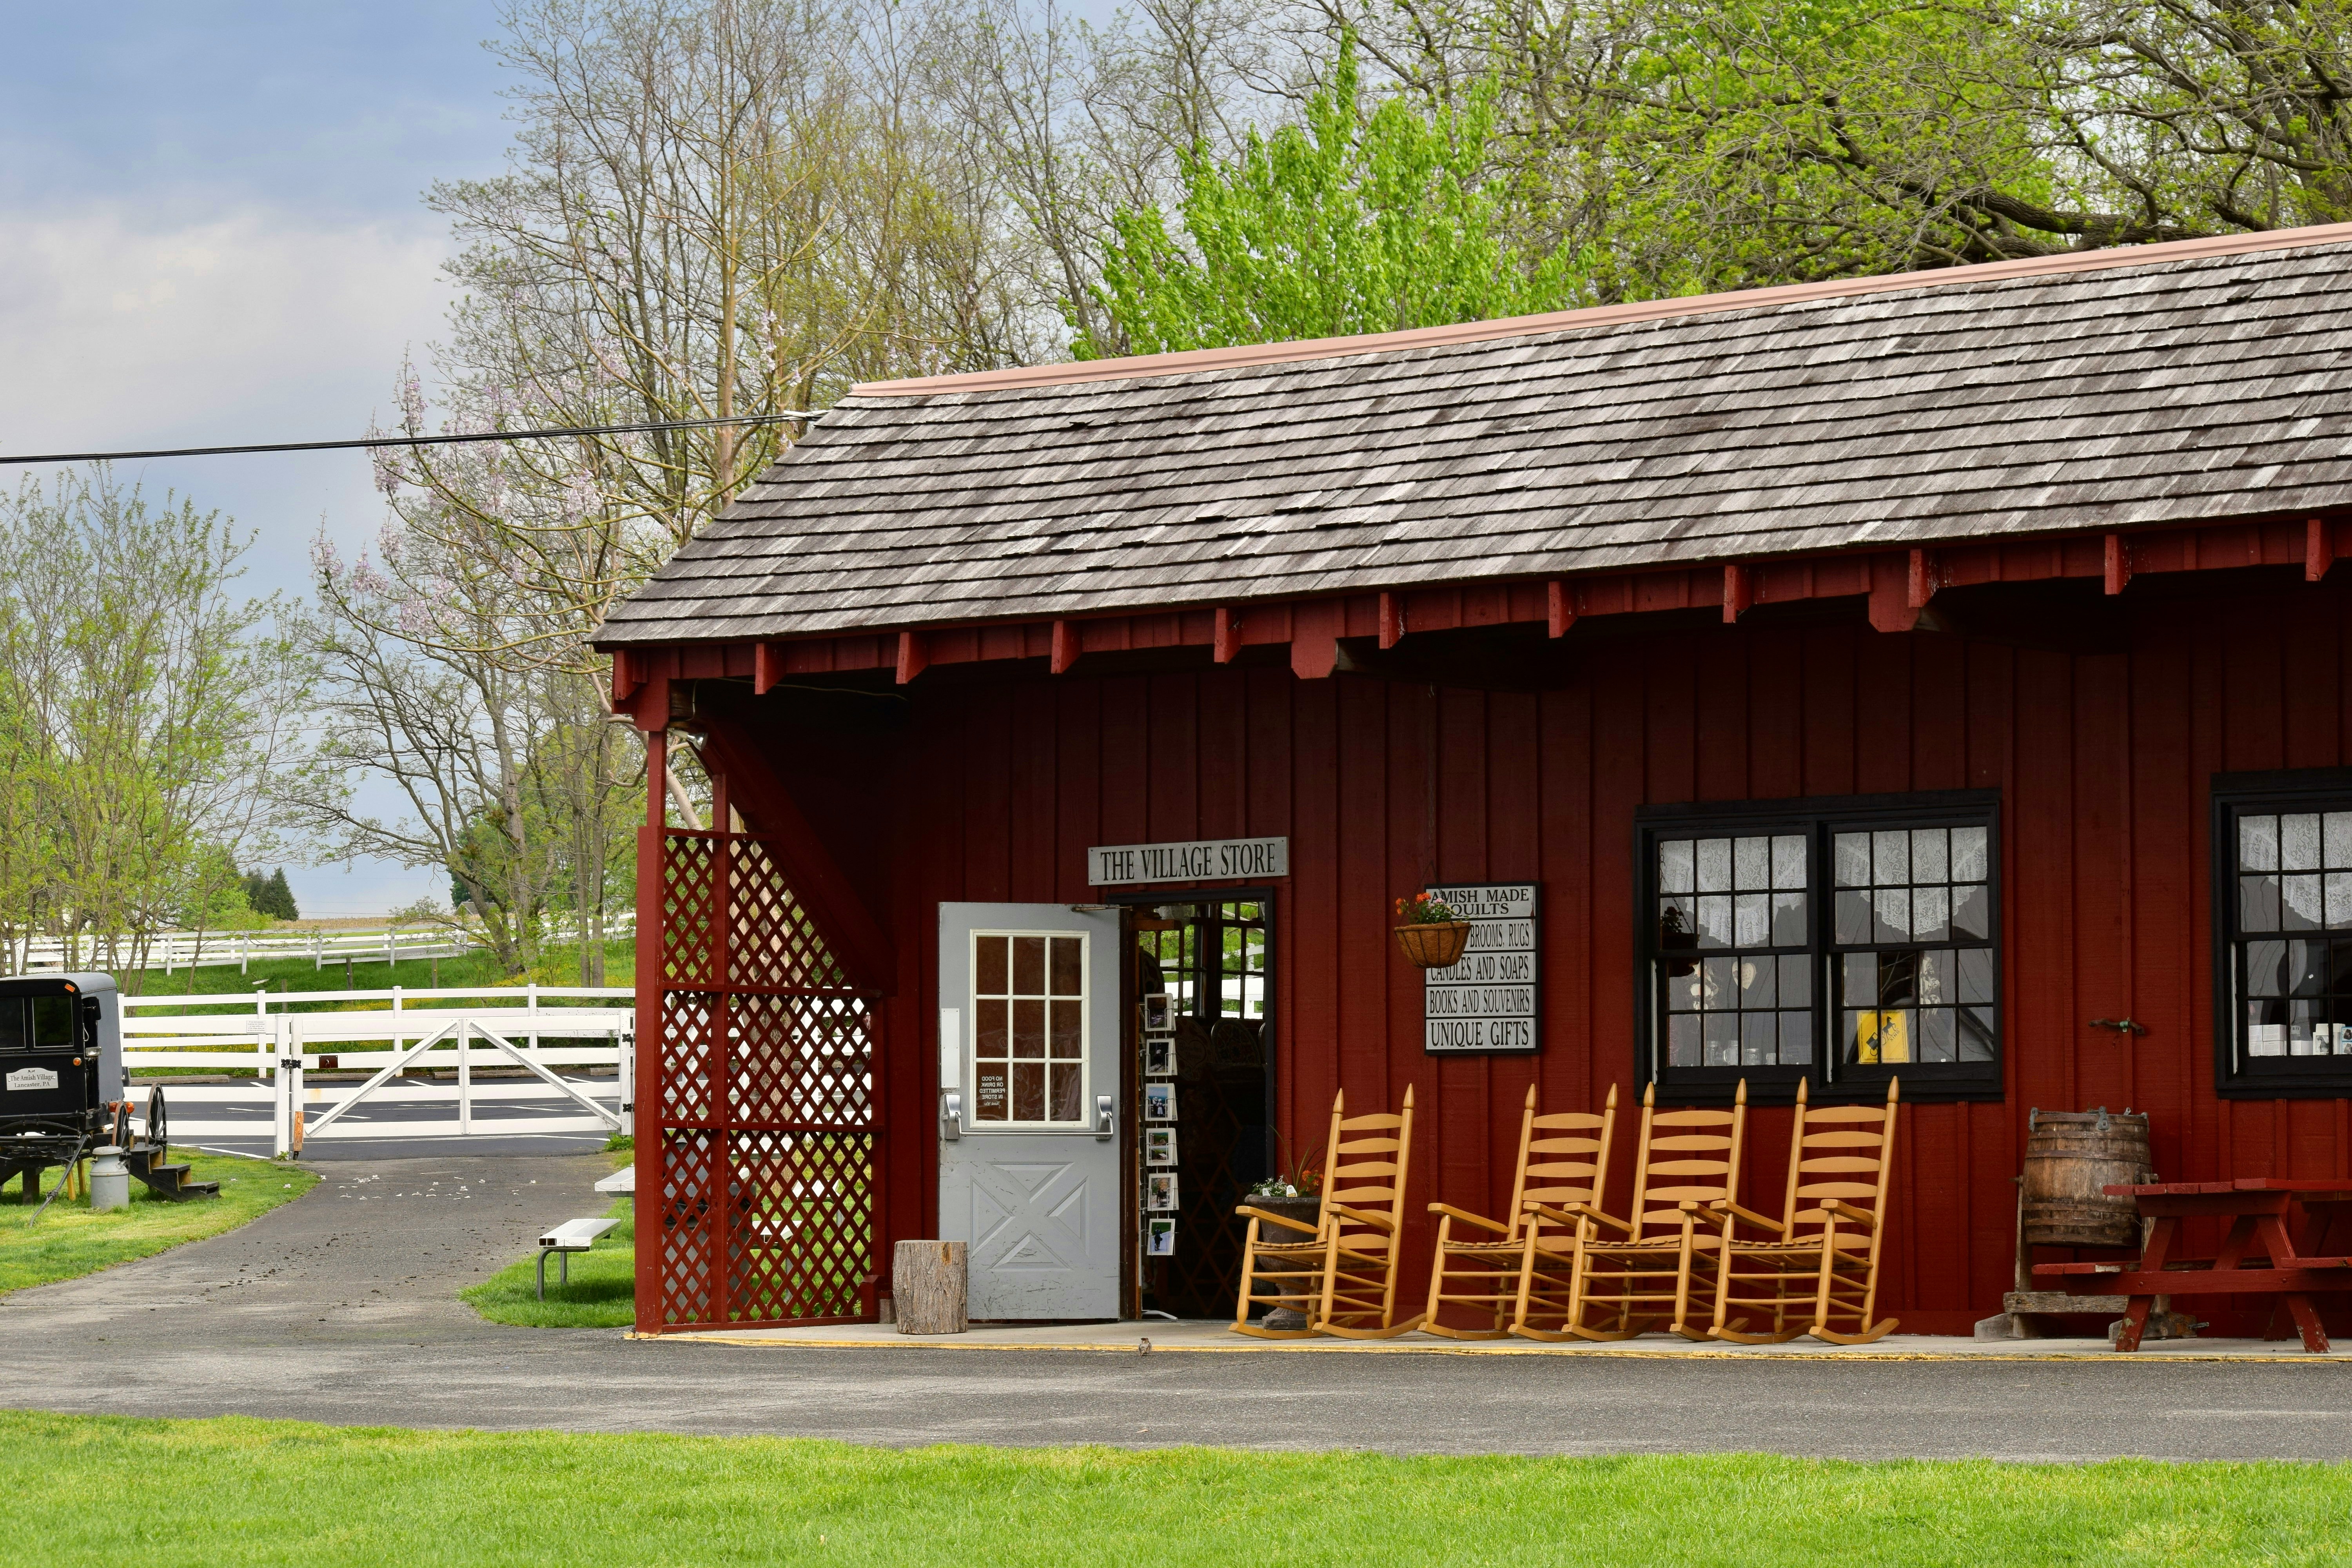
847,221,2352,399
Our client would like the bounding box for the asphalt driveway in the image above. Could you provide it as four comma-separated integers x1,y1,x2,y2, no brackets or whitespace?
2,1154,2347,1461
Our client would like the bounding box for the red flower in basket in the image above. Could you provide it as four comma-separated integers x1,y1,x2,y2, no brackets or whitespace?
1393,891,1470,968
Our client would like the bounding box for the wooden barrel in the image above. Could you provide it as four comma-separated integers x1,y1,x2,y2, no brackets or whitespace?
2022,1109,2154,1247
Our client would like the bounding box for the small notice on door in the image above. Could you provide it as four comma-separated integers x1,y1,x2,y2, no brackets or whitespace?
1423,883,1539,1054
5,1067,58,1093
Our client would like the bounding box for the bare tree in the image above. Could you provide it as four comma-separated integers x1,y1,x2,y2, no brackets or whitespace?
299,514,585,976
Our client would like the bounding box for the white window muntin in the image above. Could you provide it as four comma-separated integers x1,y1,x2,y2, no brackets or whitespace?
967,929,1089,1128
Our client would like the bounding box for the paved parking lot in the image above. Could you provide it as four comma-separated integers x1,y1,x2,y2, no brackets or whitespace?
4,1154,2348,1461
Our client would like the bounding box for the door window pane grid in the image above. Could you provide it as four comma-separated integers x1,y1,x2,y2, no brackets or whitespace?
1141,902,1269,1021
973,933,1085,1123
1137,921,1197,1017
1220,903,1269,1018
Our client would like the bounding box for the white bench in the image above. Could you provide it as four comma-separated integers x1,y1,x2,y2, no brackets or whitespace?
537,1216,619,1299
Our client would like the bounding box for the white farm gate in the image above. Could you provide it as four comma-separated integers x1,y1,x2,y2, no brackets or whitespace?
120,986,633,1154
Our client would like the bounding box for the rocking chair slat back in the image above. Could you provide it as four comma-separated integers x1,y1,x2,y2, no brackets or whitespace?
1521,1112,1615,1240
1633,1094,1745,1233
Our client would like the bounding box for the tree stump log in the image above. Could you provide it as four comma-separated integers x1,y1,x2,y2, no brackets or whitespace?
893,1240,968,1334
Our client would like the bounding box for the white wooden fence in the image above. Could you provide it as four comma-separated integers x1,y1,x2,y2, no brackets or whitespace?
14,914,635,977
122,985,635,1154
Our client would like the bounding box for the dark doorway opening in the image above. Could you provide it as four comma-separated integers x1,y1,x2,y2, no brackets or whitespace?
1122,893,1274,1320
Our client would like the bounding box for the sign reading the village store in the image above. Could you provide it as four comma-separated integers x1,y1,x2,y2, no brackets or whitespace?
1423,883,1540,1054
1087,836,1289,886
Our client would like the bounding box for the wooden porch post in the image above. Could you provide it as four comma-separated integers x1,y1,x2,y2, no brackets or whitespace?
632,727,666,1333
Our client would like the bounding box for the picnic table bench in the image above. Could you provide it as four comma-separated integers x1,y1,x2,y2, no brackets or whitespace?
537,1216,619,1300
2034,1179,2352,1352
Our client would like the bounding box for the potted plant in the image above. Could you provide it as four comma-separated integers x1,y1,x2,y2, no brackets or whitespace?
1244,1141,1323,1330
1393,891,1472,968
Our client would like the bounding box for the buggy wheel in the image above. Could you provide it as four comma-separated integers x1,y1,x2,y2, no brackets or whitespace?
146,1085,167,1156
110,1102,129,1150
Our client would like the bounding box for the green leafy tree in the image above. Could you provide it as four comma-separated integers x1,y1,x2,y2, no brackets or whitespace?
1076,40,1580,356
0,468,311,981
1334,0,2352,295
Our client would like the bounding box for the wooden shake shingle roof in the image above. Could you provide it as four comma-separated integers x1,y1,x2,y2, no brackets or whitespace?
598,223,2352,648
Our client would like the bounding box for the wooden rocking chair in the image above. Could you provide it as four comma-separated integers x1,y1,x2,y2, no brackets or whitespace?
1229,1086,1421,1339
1555,1080,1747,1341
1706,1078,1901,1345
1422,1085,1618,1339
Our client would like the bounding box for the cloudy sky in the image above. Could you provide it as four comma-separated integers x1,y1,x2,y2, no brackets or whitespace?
1,4,517,917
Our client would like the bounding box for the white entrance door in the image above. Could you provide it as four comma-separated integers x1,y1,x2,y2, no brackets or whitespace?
938,903,1123,1319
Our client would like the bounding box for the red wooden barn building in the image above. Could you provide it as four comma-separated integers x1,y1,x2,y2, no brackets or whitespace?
598,221,2352,1337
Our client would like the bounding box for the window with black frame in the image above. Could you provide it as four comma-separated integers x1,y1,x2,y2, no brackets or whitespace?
1639,792,2002,1102
2212,770,2352,1096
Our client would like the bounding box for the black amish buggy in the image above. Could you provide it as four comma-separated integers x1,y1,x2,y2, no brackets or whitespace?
0,973,216,1209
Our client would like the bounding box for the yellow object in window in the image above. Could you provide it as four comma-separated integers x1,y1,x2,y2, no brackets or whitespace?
1856,1009,1910,1064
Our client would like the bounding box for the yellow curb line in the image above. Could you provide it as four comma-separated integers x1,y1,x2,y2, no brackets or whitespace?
631,1332,2352,1364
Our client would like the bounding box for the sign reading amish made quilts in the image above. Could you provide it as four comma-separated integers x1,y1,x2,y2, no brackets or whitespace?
1423,883,1539,1054
1088,836,1289,886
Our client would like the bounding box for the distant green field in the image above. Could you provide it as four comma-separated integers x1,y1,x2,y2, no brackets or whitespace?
5,1412,2349,1566
118,937,635,1012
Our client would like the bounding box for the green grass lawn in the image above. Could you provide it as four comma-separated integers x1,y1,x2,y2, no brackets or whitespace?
461,1196,634,1328
4,1411,2347,1566
0,1154,318,1296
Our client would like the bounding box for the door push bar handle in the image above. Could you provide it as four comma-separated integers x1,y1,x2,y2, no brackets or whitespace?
1095,1094,1116,1141
942,1091,963,1140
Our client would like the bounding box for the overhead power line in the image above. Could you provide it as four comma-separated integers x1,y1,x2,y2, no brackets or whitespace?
0,410,820,466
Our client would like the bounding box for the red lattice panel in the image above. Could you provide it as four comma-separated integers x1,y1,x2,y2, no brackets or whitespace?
652,829,880,1331
723,1129,876,1322
728,993,874,1128
659,991,719,1123
656,1129,720,1325
728,838,848,992
661,832,720,987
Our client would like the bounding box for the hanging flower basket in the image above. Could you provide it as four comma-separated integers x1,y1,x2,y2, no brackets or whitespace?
1394,921,1472,968
1392,892,1471,968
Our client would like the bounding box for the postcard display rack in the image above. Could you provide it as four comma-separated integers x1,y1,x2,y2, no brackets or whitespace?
1141,991,1179,1259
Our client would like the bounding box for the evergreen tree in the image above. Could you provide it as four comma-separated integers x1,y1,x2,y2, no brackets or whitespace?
261,867,298,921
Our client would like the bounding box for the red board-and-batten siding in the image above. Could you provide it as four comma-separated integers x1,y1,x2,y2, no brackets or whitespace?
685,563,2352,1336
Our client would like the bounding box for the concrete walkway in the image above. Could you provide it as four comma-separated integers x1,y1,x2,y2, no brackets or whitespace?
681,1317,2352,1361
2,1160,2349,1460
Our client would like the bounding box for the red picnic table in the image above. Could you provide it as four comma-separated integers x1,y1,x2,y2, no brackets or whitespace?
2034,1179,2352,1352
